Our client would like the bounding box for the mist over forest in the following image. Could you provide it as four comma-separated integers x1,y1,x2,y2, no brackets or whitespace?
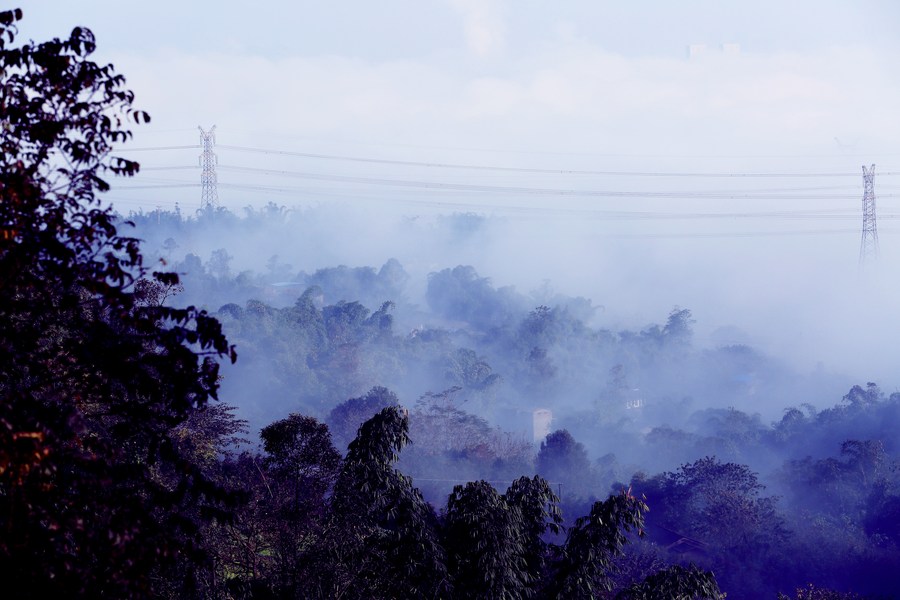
127,202,862,434
6,2,900,598
122,202,900,597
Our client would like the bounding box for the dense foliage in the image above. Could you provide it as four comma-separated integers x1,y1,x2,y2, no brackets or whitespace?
187,407,725,599
3,8,898,599
0,9,236,597
124,201,900,598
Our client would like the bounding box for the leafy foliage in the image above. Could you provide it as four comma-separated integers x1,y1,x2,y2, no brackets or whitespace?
777,584,866,600
504,475,564,595
444,480,531,598
537,429,594,499
550,488,649,598
6,10,896,599
257,415,341,596
0,9,234,597
326,406,448,599
616,563,723,600
326,385,400,451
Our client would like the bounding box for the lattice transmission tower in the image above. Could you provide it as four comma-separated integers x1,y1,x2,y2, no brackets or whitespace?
859,164,878,266
199,125,218,210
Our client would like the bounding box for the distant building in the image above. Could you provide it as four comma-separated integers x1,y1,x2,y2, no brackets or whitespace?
624,389,644,410
533,409,552,444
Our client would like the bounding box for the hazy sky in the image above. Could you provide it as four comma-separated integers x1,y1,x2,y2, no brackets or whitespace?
17,1,900,383
22,1,900,161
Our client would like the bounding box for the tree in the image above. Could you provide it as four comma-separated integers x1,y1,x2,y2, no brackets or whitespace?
214,404,726,598
325,406,447,599
526,346,558,382
503,475,564,595
537,429,595,499
550,489,649,598
663,308,695,347
261,414,341,493
322,300,371,344
443,480,531,599
839,439,886,488
445,347,501,392
0,9,234,597
642,457,787,553
149,404,249,599
777,584,865,600
631,458,787,597
327,386,400,451
207,247,233,279
195,452,278,600
616,564,723,600
863,478,900,545
259,415,341,597
841,383,881,408
290,285,327,354
426,265,526,331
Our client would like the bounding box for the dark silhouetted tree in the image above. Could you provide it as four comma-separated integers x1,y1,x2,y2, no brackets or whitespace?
537,429,595,499
550,489,649,598
260,414,341,597
443,480,531,599
503,475,564,595
0,9,234,597
325,406,447,599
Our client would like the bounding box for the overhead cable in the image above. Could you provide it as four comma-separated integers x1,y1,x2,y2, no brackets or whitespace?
113,145,201,152
215,165,897,201
217,144,898,178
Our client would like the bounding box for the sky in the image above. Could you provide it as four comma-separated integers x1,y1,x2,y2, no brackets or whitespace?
16,1,900,385
21,1,900,162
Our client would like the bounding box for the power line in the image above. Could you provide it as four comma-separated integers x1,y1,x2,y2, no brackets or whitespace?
114,145,200,152
222,166,865,194
215,164,897,201
104,196,200,209
108,132,900,258
188,181,900,222
112,183,200,190
139,165,198,171
111,140,899,179
216,131,900,160
127,162,867,195
598,229,861,239
121,162,891,200
217,143,899,178
112,180,900,224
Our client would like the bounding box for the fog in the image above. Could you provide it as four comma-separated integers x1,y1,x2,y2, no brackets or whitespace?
20,1,900,595
124,199,900,595
124,203,859,433
128,196,899,388
25,2,898,389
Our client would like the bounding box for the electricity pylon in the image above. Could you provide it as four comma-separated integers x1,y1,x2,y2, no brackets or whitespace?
859,164,878,266
199,125,218,210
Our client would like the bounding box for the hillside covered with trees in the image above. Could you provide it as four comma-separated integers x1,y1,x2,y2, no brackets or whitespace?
1,8,898,599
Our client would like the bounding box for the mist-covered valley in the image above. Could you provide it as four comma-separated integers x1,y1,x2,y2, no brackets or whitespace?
8,2,900,597
124,201,900,597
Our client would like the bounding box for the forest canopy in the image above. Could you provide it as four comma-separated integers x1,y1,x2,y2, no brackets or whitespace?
1,7,898,600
